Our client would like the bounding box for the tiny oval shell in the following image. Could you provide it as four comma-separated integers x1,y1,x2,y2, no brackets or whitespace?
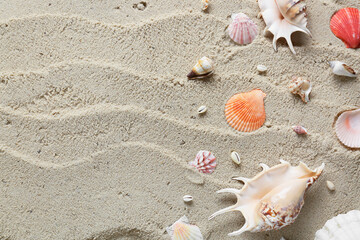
197,105,207,114
183,195,193,202
326,181,335,191
292,125,308,135
230,151,241,165
257,65,267,73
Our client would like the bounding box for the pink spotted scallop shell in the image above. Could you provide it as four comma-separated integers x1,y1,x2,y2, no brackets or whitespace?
189,150,216,174
209,160,324,236
228,13,258,45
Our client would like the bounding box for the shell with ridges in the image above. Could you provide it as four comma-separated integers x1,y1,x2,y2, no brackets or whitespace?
258,0,311,54
209,160,324,236
329,61,357,77
189,150,217,174
187,57,213,79
330,8,360,49
166,215,203,240
225,89,266,132
334,108,360,149
314,210,360,240
228,13,258,45
289,77,311,103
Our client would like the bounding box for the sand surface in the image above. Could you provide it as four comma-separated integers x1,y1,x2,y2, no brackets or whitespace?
0,0,360,239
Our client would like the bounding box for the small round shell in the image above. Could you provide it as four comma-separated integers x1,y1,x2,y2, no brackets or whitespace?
183,195,193,202
230,151,241,165
257,65,267,73
326,181,335,191
197,106,207,114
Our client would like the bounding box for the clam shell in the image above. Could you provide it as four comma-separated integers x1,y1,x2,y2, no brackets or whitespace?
183,195,193,202
210,161,324,236
258,0,311,54
289,77,311,103
197,105,207,114
230,151,241,165
315,210,360,240
334,108,360,148
329,61,357,77
330,8,360,49
228,13,258,45
189,150,217,174
166,215,203,240
292,125,308,135
187,57,214,79
225,89,266,132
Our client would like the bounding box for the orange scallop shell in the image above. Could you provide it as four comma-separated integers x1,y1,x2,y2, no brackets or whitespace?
225,89,266,132
330,8,360,49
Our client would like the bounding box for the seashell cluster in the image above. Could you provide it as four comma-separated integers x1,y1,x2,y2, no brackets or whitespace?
228,13,258,45
329,61,357,78
201,0,209,11
334,108,360,149
289,77,312,103
315,210,360,240
330,8,360,49
189,150,217,174
187,57,214,79
258,0,311,54
225,89,266,132
167,215,203,240
292,125,308,135
210,160,324,236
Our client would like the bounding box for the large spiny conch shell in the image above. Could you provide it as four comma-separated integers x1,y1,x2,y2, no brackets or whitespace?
314,210,360,240
228,13,258,45
258,0,311,54
166,215,203,240
329,61,357,78
209,160,324,236
289,77,312,103
334,108,360,149
189,150,217,174
330,8,360,49
187,57,214,79
225,89,266,132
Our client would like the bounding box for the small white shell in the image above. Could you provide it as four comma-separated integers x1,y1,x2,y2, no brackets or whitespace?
329,61,357,77
230,151,241,165
315,210,360,240
167,216,203,240
257,65,267,73
289,77,312,103
326,180,335,191
197,106,207,114
201,0,209,11
187,57,214,79
183,195,193,202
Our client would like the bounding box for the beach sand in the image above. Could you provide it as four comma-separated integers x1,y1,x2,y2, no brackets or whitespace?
0,0,359,239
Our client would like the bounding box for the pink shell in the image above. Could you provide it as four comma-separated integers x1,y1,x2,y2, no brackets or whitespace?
330,8,360,49
228,13,258,45
189,150,217,174
292,125,308,135
334,108,360,148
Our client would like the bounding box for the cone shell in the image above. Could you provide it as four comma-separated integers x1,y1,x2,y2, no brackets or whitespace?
334,108,360,148
166,216,203,240
189,150,217,174
330,8,360,49
225,89,266,132
315,210,360,240
329,61,357,77
187,57,213,79
228,13,258,45
210,161,324,236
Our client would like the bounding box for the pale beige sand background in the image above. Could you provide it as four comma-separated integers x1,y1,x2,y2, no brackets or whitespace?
0,0,360,239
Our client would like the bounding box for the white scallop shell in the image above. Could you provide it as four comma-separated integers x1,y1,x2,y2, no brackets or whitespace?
189,150,217,174
228,13,258,45
166,215,203,240
289,77,312,103
187,57,214,79
210,160,324,236
334,108,360,148
314,210,360,240
258,0,311,54
329,61,357,77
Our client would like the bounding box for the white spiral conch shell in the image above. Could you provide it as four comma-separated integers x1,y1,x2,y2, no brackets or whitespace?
209,160,324,236
187,57,214,79
289,77,312,103
258,0,311,54
315,210,360,240
329,61,357,77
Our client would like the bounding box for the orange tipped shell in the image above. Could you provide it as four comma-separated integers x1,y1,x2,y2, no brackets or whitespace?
330,8,360,49
225,89,266,132
334,108,360,148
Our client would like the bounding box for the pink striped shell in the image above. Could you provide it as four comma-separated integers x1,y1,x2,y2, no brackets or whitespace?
189,150,217,174
228,13,258,45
